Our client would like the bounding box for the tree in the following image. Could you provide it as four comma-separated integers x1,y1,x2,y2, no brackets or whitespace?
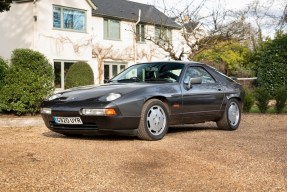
140,0,252,61
0,0,12,13
0,57,8,89
193,40,251,76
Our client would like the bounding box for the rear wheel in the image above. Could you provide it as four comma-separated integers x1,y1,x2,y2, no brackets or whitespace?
217,98,241,130
137,99,169,141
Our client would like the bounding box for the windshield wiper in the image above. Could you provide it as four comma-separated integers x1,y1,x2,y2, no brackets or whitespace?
145,78,174,83
116,78,141,83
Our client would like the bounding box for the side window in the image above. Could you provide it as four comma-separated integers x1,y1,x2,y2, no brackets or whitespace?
184,67,216,84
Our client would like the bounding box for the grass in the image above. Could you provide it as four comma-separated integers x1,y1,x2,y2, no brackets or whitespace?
249,105,287,114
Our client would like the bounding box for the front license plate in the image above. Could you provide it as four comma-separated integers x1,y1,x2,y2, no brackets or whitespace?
54,117,83,125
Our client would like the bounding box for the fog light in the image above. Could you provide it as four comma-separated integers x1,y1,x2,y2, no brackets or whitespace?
82,108,117,116
40,108,51,114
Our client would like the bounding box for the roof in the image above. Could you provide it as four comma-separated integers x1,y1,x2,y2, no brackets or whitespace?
183,21,199,33
91,0,181,29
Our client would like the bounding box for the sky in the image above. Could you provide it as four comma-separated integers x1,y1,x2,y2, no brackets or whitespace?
128,0,284,12
129,0,286,37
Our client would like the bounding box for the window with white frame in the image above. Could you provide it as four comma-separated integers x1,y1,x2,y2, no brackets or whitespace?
54,61,76,89
104,18,121,40
136,24,145,42
104,62,127,80
155,26,172,44
53,5,86,32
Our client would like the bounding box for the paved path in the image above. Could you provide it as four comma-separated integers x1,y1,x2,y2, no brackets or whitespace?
0,116,44,127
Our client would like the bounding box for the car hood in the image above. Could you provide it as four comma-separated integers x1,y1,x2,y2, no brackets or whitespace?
52,83,152,101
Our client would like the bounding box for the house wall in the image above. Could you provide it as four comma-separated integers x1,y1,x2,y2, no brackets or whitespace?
0,2,35,60
35,0,93,62
0,0,182,89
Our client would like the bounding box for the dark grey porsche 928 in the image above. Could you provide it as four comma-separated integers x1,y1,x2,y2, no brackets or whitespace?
41,61,244,141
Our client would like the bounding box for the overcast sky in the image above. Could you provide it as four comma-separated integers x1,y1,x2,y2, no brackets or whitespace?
128,0,284,11
129,0,286,37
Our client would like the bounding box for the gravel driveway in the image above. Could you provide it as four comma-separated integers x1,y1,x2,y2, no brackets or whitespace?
0,114,286,191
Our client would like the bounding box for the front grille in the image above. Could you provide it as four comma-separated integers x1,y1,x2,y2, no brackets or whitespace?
49,122,98,130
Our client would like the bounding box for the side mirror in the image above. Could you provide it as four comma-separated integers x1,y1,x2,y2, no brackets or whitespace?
104,79,111,84
187,77,202,89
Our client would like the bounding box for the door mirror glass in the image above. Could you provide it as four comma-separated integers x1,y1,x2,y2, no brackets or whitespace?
188,77,202,89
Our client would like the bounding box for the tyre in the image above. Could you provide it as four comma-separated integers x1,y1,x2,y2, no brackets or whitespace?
216,98,241,130
137,99,169,141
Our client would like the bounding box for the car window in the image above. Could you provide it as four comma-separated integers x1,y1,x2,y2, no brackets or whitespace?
184,67,216,84
112,62,184,83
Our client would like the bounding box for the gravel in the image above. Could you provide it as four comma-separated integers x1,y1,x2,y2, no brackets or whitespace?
0,114,286,191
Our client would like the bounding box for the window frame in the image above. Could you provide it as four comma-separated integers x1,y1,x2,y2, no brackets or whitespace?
104,62,127,80
53,5,87,33
183,66,217,84
136,24,145,43
155,26,172,43
103,18,121,40
54,60,86,90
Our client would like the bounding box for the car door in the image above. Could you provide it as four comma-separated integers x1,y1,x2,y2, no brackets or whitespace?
181,66,224,124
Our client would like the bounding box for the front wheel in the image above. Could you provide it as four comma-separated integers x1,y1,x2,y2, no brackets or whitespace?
137,99,169,141
217,99,241,130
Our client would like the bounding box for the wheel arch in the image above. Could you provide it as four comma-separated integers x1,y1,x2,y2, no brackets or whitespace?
144,96,170,113
228,96,243,109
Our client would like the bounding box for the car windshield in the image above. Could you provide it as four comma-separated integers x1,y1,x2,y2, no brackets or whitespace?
110,62,184,83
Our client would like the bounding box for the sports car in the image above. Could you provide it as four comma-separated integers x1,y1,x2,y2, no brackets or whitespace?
40,61,244,140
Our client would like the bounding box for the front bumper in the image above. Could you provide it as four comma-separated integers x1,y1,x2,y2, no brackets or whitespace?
41,112,140,136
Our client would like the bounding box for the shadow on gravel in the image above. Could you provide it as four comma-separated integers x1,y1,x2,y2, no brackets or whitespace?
168,125,218,133
42,131,136,141
42,125,218,141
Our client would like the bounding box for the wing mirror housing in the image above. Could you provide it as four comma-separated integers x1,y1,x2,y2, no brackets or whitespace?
104,79,111,84
187,77,202,89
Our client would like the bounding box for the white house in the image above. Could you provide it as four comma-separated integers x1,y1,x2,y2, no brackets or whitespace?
0,0,182,90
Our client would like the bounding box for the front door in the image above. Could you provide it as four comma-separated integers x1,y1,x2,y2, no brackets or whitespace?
181,66,224,123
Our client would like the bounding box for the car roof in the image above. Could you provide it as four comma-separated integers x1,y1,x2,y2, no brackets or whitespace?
138,61,211,68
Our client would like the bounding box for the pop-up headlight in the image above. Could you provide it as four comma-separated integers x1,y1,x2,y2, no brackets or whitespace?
48,93,61,101
106,93,121,101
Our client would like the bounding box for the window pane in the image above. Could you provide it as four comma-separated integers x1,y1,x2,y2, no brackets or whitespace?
64,62,74,89
141,25,145,42
104,65,110,80
63,9,73,29
104,19,108,39
73,10,85,30
155,26,160,41
136,24,145,42
120,65,125,72
54,62,61,88
112,65,118,77
62,8,85,31
110,20,120,39
53,7,61,28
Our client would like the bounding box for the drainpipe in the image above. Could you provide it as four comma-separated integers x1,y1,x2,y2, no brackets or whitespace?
32,0,37,50
134,9,141,64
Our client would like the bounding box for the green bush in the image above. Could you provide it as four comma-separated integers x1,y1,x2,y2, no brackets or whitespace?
65,61,94,89
243,88,254,112
253,32,287,95
274,87,287,114
0,57,8,89
0,49,54,115
254,87,270,113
